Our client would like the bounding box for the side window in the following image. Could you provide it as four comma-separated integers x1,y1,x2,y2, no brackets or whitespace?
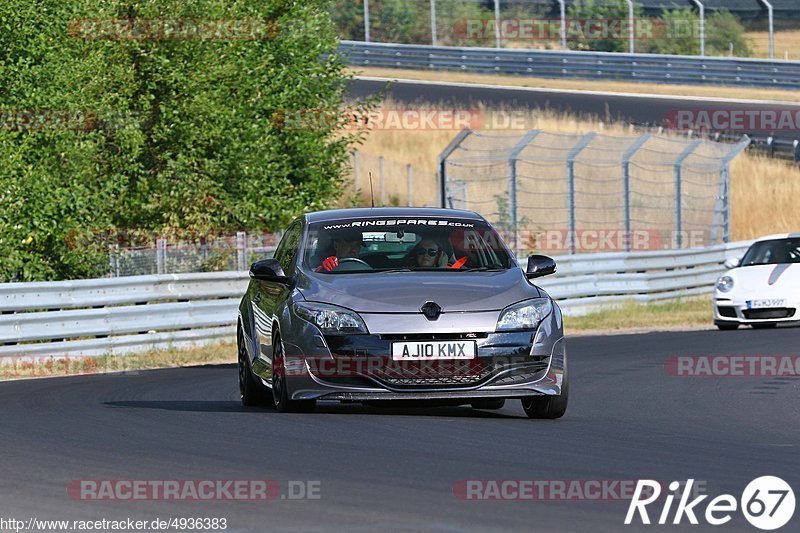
273,222,302,275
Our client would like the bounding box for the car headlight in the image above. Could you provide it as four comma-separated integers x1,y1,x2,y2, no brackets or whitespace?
293,302,368,334
716,276,734,293
496,298,553,331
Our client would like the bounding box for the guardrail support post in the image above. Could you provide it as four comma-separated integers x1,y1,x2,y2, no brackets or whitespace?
558,0,567,49
236,231,247,271
674,139,703,249
625,1,635,54
156,238,167,274
794,140,800,164
430,0,437,46
493,0,501,48
379,156,385,206
407,164,413,206
621,134,651,252
566,132,598,254
363,0,371,43
353,149,359,196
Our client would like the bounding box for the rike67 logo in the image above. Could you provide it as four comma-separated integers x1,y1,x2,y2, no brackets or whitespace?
626,477,795,530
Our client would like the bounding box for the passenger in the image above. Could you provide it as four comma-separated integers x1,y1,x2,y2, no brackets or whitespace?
411,238,449,268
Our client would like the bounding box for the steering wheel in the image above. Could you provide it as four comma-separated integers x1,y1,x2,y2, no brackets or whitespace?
332,258,373,271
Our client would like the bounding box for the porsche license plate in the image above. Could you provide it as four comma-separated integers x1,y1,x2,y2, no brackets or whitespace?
746,299,787,309
391,340,476,360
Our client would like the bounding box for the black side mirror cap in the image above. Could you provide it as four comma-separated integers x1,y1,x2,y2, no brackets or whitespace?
249,258,291,283
526,254,557,279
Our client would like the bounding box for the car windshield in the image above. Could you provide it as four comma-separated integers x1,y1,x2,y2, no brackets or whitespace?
302,217,515,273
740,238,800,266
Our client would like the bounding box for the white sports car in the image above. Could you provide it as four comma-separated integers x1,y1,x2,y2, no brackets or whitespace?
714,234,800,330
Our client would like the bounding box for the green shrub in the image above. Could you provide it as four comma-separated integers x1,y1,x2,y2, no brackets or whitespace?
0,0,363,281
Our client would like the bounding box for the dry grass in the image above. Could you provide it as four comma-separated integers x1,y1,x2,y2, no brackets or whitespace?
746,30,800,61
345,99,800,241
350,66,800,103
0,342,235,381
563,297,712,334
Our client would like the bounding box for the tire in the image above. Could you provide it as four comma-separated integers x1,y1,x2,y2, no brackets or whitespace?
272,334,316,413
716,323,739,331
521,376,568,419
752,323,777,329
238,324,273,407
471,398,506,410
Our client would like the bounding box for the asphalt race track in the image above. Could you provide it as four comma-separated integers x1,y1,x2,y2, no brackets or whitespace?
349,78,800,145
1,328,798,532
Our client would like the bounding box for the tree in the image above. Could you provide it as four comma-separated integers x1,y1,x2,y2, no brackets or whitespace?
566,0,644,53
0,0,361,281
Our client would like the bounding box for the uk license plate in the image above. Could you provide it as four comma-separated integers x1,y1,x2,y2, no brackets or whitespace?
391,340,476,360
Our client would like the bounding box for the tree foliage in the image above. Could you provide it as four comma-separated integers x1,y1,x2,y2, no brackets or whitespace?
0,0,358,281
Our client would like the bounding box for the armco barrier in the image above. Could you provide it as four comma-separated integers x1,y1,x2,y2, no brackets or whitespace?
0,241,751,357
337,41,800,89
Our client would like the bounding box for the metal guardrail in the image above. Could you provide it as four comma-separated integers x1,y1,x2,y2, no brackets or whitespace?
0,272,249,358
538,241,752,315
338,40,800,89
0,241,752,357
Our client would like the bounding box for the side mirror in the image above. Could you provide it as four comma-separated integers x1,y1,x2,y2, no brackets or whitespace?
724,257,740,269
526,254,557,279
249,258,290,283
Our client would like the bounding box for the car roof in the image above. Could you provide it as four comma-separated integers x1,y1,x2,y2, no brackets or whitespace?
303,207,486,224
754,233,800,242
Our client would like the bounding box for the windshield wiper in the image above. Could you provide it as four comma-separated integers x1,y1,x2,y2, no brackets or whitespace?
455,267,506,272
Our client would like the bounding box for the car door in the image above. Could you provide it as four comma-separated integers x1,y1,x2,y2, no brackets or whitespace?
251,220,303,381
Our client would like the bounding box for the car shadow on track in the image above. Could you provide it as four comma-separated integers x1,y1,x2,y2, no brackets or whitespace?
103,400,524,418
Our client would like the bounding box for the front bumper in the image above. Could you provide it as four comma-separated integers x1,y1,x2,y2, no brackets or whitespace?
278,310,566,401
714,294,799,325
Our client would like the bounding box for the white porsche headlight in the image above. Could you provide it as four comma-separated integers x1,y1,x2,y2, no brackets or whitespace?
496,298,552,331
294,302,368,334
716,276,734,293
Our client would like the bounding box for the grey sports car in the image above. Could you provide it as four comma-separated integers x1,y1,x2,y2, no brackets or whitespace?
237,207,567,418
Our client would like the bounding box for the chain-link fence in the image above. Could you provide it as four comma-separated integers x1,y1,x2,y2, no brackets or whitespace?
440,129,750,255
107,232,279,277
348,150,439,207
334,1,800,59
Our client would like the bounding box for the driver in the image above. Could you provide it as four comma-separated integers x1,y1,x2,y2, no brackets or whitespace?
315,229,363,272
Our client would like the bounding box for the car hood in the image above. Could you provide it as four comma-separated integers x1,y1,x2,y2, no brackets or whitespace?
730,264,800,293
296,269,542,313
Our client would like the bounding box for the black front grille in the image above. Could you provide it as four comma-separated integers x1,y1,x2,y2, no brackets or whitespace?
743,308,796,320
717,306,737,318
369,359,494,388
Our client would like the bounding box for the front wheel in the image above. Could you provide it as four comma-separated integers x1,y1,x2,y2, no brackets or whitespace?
521,378,568,419
272,336,316,413
238,325,273,407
